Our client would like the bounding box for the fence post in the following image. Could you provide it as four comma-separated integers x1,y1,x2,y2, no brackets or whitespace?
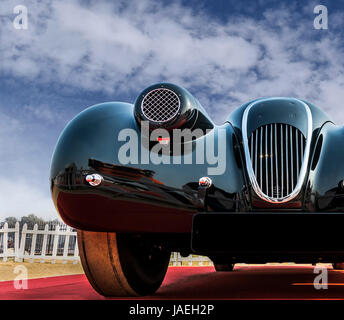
18,223,27,262
51,224,60,264
14,222,20,262
29,224,38,263
40,224,49,263
62,226,71,264
3,223,8,262
0,222,83,263
188,255,192,266
73,235,79,264
172,252,178,266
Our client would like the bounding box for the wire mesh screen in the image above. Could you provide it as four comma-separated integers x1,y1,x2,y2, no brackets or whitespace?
141,88,180,122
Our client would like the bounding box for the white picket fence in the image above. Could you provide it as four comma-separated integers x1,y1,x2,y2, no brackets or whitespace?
0,222,212,266
170,252,213,266
0,222,79,264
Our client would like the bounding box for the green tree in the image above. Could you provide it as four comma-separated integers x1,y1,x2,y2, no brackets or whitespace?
4,216,18,227
21,214,45,227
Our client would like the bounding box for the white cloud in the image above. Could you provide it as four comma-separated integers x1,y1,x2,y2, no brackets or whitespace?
0,178,58,220
0,0,343,123
0,108,58,220
23,104,62,123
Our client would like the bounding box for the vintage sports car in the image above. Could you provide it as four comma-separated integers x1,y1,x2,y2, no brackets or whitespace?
51,82,344,296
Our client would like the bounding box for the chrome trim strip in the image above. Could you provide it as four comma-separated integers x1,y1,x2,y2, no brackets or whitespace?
242,97,312,204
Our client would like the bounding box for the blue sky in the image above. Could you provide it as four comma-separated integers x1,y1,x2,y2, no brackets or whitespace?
1,0,344,219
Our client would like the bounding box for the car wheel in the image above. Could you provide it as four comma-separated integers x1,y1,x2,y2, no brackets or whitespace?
77,230,170,296
214,263,235,271
332,263,344,270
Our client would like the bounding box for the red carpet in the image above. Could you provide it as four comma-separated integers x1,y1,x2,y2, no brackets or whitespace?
1,265,344,300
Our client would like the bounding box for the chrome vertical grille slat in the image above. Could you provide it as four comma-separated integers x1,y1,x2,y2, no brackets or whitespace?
250,130,254,162
260,126,263,188
249,123,306,201
265,125,268,195
255,130,258,177
301,134,304,164
274,124,279,198
281,124,284,197
290,126,294,190
286,124,289,195
270,124,273,198
296,129,299,179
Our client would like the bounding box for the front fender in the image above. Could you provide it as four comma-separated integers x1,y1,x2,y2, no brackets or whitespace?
50,102,246,232
50,102,137,178
307,122,344,211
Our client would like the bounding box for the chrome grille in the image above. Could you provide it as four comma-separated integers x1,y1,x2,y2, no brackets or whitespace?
141,88,180,123
248,124,306,199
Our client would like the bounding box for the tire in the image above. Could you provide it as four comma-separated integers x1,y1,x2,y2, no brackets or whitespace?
332,263,344,270
214,263,235,272
77,230,170,297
